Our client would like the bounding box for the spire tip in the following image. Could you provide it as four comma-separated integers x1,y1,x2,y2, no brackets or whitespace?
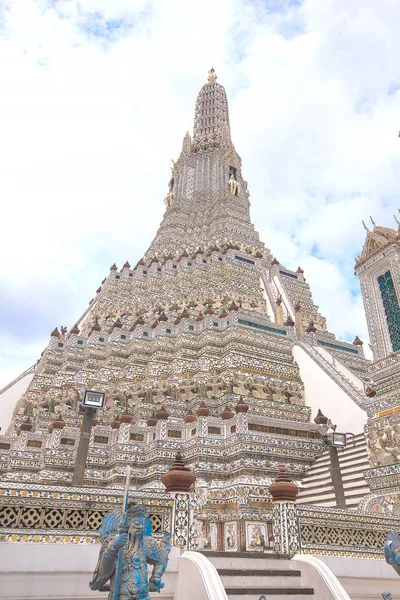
208,67,217,82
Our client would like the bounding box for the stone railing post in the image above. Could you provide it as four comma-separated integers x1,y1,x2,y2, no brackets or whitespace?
161,452,195,551
269,466,300,556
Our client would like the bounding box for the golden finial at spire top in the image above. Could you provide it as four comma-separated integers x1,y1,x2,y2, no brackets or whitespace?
208,67,217,82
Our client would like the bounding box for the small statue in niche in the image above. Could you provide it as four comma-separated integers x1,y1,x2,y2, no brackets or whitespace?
90,502,170,600
164,191,174,208
228,167,239,196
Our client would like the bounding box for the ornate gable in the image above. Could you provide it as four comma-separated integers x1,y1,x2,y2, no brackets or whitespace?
356,224,399,267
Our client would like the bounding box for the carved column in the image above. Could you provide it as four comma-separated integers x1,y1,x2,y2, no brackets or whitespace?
295,302,304,340
217,522,224,551
162,452,195,550
276,296,284,326
269,466,300,555
172,492,191,550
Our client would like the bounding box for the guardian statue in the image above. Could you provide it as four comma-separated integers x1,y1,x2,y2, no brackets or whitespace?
384,531,400,576
90,502,171,600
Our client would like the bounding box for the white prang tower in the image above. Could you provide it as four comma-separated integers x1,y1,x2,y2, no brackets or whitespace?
356,216,400,360
355,215,400,515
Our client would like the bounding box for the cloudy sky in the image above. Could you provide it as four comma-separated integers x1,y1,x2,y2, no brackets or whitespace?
0,0,399,388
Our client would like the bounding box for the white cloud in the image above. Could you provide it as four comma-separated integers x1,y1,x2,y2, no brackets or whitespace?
0,0,399,386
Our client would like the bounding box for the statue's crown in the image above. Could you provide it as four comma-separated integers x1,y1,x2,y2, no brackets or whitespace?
127,502,148,518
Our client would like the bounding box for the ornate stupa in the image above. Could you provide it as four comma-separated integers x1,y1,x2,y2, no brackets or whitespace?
0,69,384,524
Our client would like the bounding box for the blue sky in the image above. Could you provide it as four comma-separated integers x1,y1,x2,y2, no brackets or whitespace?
0,0,399,388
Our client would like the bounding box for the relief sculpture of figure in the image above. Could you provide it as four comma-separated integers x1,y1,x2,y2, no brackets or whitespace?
228,173,239,196
164,190,174,208
90,502,171,600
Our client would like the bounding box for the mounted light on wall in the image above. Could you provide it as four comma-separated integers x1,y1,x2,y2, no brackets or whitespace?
83,390,106,409
331,432,347,448
72,388,106,486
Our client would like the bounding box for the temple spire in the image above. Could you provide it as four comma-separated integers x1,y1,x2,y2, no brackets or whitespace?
193,70,231,142
182,130,191,155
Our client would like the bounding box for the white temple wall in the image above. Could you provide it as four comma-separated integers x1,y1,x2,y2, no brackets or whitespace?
0,370,34,433
320,556,400,599
292,345,367,433
0,542,180,600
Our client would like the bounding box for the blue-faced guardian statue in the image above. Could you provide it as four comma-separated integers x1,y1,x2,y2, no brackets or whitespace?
384,531,400,577
90,502,171,600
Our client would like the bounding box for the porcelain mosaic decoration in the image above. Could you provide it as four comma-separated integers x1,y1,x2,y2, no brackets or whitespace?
1,69,400,556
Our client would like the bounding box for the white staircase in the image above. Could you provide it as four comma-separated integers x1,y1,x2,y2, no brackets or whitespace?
298,433,370,509
200,551,314,599
294,341,366,408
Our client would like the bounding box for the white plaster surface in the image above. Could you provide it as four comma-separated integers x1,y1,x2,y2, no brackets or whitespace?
0,542,179,600
292,554,351,600
0,371,34,433
292,345,367,432
320,556,400,600
174,551,228,600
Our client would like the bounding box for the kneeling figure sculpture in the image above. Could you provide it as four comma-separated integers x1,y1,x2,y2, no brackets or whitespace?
90,503,171,600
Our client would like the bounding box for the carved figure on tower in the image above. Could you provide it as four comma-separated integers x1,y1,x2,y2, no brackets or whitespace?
164,191,174,208
89,503,171,600
228,167,239,196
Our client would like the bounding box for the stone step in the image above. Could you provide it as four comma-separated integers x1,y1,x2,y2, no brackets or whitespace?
299,435,370,508
306,452,368,471
298,491,368,506
299,482,370,499
219,569,302,587
298,482,370,498
304,460,369,478
201,551,288,559
304,462,368,476
222,575,303,588
299,496,365,508
200,551,291,571
299,473,368,488
226,588,314,599
339,453,369,465
298,476,367,493
298,496,366,506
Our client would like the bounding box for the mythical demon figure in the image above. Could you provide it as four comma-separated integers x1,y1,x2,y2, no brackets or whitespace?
384,531,400,576
90,503,171,600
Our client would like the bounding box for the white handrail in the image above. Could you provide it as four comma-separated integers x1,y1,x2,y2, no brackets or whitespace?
175,551,228,600
0,364,36,396
294,341,365,407
292,554,351,600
